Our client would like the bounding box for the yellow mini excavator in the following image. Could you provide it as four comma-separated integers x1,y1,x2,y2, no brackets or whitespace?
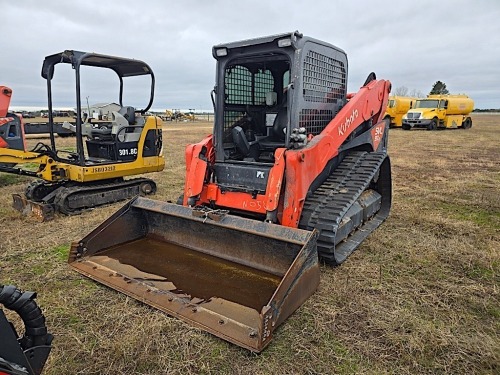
0,51,165,220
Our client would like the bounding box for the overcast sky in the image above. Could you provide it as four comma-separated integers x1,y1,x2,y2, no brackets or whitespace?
3,0,499,110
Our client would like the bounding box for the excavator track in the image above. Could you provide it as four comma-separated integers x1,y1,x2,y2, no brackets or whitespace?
53,177,157,215
25,179,64,201
299,151,391,265
13,178,157,220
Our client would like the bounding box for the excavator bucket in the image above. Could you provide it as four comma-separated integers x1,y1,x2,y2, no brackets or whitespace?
68,197,319,352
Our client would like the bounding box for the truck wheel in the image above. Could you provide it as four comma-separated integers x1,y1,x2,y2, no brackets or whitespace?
402,124,411,130
427,120,437,131
462,118,472,129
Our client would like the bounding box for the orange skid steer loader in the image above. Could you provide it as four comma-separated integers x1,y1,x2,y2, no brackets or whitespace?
69,32,392,352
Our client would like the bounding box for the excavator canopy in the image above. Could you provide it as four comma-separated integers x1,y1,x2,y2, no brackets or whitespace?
41,49,155,113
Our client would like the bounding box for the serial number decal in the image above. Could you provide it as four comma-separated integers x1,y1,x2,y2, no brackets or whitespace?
118,148,138,156
92,165,116,173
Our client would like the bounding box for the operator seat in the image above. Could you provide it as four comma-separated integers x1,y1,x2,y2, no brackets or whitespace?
271,106,288,141
111,110,142,143
118,106,135,124
111,111,130,142
259,96,288,150
88,106,136,141
232,125,259,160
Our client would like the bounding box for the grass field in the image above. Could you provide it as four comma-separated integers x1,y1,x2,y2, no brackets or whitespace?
0,114,498,374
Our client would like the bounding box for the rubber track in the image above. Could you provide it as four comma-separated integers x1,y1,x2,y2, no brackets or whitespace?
53,178,156,215
299,151,389,264
25,179,63,201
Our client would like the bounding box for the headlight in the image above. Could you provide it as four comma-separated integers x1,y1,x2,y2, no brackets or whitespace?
278,38,292,47
215,48,228,57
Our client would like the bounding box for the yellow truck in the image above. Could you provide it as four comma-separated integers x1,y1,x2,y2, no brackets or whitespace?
384,96,416,127
402,94,474,130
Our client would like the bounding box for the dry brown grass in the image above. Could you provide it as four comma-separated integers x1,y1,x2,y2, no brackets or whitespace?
0,115,498,374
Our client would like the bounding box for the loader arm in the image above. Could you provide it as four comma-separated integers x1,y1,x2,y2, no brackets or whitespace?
1,87,28,153
0,86,13,118
280,78,391,227
183,134,214,205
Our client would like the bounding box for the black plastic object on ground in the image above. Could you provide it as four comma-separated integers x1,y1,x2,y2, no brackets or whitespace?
0,285,53,375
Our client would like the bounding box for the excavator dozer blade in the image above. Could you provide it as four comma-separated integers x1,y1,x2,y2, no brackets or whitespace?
68,197,319,352
12,194,55,222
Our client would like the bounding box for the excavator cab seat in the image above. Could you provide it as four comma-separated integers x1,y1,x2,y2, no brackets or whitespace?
86,107,143,161
118,106,136,124
111,111,130,141
111,108,144,143
89,106,138,141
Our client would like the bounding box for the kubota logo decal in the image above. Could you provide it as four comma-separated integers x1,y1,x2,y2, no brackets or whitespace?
338,109,359,137
256,171,265,179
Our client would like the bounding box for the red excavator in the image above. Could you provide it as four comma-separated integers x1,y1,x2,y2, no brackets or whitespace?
69,32,392,352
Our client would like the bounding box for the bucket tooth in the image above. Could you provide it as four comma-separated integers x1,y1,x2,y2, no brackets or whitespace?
69,197,319,352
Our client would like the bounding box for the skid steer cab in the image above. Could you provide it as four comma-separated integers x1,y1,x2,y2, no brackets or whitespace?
0,50,165,220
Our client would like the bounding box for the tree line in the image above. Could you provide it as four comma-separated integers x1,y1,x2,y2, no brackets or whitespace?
393,80,449,98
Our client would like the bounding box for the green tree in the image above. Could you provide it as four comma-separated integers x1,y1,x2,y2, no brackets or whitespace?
429,81,449,95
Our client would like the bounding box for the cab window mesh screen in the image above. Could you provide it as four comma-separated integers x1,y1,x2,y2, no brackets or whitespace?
225,66,252,105
225,66,275,105
299,109,334,135
223,65,276,142
254,70,274,105
303,51,346,103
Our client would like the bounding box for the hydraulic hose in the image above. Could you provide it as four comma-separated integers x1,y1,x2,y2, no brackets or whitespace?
0,284,53,349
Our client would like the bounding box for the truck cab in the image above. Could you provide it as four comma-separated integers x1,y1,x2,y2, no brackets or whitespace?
384,96,415,127
402,94,474,130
